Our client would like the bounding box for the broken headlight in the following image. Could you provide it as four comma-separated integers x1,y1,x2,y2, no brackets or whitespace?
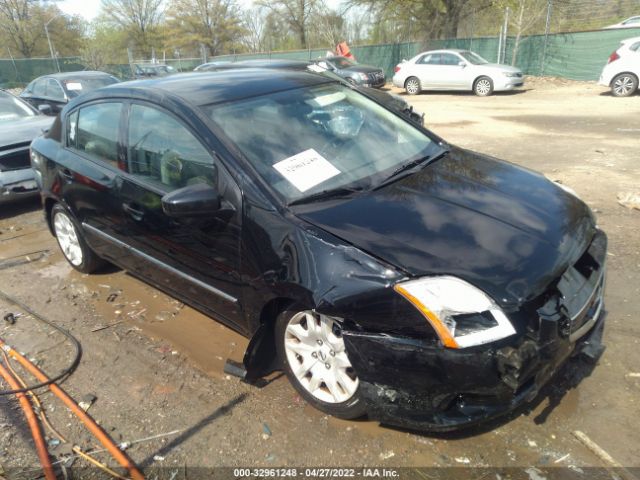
394,276,516,348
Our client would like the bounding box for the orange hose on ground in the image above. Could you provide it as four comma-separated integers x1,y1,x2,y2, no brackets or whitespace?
0,340,145,480
0,361,56,480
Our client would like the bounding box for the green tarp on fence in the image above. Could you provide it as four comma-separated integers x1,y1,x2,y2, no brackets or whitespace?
1,28,638,87
210,28,637,82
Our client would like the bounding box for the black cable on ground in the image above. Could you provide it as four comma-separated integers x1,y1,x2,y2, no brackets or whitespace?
0,289,82,396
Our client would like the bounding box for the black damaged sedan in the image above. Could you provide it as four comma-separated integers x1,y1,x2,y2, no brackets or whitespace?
30,70,606,431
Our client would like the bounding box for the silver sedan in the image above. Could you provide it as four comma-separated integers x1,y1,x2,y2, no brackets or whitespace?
393,49,524,96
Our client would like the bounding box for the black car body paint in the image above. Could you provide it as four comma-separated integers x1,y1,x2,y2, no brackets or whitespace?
31,70,606,431
19,71,119,115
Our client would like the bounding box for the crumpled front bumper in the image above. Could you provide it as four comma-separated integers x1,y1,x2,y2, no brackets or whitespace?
0,168,39,203
343,303,605,432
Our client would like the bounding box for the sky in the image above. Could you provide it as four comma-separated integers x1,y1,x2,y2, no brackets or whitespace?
58,0,343,22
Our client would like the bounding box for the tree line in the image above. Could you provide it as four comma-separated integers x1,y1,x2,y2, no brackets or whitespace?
1,0,637,66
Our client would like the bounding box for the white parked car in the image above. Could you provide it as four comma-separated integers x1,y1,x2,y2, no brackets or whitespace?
599,36,640,97
603,16,640,29
392,49,524,96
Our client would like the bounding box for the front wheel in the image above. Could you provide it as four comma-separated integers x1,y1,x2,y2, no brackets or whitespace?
611,73,638,97
474,76,494,96
52,204,104,273
275,307,367,419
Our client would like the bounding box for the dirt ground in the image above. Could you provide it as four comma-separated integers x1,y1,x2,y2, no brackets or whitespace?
1,77,639,478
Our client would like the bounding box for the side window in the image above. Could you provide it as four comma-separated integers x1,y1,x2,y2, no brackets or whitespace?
46,79,65,100
76,103,122,167
66,110,79,148
440,54,460,66
631,42,640,52
127,104,215,191
33,80,47,96
418,54,440,65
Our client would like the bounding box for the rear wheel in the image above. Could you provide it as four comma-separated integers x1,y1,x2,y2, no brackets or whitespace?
275,307,367,419
405,76,421,95
52,204,104,273
611,73,638,97
474,76,494,96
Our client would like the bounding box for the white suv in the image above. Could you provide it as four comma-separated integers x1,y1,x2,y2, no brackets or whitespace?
599,36,640,97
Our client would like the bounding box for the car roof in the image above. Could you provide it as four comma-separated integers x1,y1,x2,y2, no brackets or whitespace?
36,71,115,81
198,59,312,71
418,49,467,55
622,35,640,43
95,69,334,106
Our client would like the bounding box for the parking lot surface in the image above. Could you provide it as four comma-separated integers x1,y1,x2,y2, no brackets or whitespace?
1,77,639,474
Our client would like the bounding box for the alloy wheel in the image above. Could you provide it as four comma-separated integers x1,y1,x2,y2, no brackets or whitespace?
283,311,358,404
475,79,492,96
405,78,420,95
613,75,634,96
54,212,83,266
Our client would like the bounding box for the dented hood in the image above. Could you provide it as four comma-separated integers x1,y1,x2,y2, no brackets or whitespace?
295,147,596,309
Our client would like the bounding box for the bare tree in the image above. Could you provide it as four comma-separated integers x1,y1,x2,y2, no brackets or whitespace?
347,0,492,40
165,0,244,56
506,0,547,65
309,5,345,48
0,0,44,57
256,0,318,48
241,6,267,53
101,0,164,52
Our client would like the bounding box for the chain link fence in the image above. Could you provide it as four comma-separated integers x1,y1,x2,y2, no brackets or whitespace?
1,0,638,88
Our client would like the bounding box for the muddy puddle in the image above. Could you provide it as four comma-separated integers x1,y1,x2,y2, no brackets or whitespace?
1,216,249,379
73,267,249,378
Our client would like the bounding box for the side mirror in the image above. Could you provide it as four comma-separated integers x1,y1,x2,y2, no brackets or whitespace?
161,182,221,218
458,61,467,68
38,104,53,115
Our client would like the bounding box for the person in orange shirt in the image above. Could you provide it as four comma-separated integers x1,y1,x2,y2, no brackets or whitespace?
335,41,355,61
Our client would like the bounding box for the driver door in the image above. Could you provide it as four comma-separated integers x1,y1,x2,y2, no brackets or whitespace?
116,102,245,331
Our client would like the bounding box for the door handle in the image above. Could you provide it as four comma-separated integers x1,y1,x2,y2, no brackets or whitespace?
122,202,144,221
60,168,74,181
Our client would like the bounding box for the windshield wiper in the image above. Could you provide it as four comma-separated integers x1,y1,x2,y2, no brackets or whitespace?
288,185,366,206
374,149,450,190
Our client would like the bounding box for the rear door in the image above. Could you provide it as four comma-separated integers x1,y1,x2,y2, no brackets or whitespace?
432,53,468,89
56,101,134,266
114,102,245,331
414,53,441,88
44,79,68,114
22,79,48,110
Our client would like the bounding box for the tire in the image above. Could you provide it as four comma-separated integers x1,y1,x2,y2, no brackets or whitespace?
474,76,494,96
404,76,421,95
275,306,367,419
51,203,104,273
611,73,638,97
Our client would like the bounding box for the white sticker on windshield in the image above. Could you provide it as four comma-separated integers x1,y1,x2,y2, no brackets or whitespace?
273,149,341,192
307,91,346,107
65,82,83,91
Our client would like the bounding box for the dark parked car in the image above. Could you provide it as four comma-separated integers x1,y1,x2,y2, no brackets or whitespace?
320,55,386,88
0,90,53,203
134,64,176,78
20,71,119,116
31,70,606,431
194,59,423,126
